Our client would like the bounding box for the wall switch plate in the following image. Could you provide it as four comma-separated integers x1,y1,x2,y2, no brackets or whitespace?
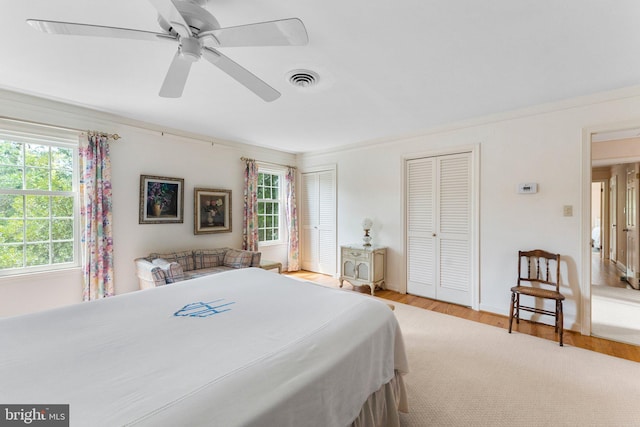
563,205,573,217
517,183,538,194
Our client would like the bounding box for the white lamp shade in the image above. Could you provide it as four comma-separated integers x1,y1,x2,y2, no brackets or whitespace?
361,218,373,230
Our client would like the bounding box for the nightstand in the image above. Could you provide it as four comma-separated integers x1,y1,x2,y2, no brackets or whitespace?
339,244,386,295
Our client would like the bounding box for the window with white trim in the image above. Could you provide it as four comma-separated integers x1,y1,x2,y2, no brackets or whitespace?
0,132,79,274
257,170,283,244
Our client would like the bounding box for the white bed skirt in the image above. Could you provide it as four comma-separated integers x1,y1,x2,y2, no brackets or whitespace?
350,370,408,427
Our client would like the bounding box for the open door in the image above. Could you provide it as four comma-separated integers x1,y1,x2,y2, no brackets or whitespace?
625,166,640,289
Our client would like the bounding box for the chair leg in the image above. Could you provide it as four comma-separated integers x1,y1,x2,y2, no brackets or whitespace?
558,300,564,347
508,292,515,333
515,293,520,324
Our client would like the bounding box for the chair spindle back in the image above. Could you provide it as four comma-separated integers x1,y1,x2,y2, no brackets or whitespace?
518,249,560,292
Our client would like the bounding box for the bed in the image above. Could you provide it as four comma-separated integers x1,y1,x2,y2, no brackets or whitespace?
592,224,601,250
0,267,408,426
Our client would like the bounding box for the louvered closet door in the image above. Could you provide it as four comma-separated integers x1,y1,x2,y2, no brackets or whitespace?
301,173,320,272
407,152,471,306
301,169,337,275
317,170,337,274
407,158,437,298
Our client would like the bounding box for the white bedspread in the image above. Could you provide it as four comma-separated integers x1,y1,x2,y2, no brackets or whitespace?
0,268,408,426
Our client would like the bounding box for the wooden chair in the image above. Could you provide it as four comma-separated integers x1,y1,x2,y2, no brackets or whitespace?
508,249,565,346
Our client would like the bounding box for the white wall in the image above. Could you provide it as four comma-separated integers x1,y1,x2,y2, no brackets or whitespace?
5,85,640,329
299,86,640,332
0,90,294,317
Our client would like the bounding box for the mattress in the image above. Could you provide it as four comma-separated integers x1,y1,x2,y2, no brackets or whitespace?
0,267,408,426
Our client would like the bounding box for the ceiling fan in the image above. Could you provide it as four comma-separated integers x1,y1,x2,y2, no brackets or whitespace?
27,0,309,101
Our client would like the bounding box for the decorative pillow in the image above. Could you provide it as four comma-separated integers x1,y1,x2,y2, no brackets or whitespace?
150,251,195,272
223,249,253,269
249,251,262,267
152,258,185,283
193,248,227,269
150,267,167,287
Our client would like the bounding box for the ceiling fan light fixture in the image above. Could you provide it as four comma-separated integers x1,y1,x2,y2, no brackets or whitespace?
179,37,202,62
288,69,319,88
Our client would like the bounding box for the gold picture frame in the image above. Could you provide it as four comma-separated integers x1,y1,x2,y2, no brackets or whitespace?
194,188,232,234
139,175,184,224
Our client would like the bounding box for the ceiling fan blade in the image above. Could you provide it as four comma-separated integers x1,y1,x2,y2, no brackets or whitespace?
27,19,173,42
202,47,280,102
200,18,308,47
148,0,191,38
159,50,193,98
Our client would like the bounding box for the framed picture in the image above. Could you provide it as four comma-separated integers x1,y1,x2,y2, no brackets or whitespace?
139,175,184,224
194,188,232,234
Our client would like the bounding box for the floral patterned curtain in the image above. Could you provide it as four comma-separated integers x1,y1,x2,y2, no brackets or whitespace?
79,133,114,300
285,167,299,271
243,159,259,251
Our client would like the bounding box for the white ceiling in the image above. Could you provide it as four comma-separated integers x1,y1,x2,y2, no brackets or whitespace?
2,1,640,153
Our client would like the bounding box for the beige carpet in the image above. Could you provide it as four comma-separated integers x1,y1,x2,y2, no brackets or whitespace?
591,285,640,346
391,301,640,426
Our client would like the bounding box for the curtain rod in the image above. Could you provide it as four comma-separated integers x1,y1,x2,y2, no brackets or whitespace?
241,156,296,170
0,116,121,140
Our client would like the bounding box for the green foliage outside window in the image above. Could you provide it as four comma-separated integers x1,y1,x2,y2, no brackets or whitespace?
257,172,281,242
0,138,76,271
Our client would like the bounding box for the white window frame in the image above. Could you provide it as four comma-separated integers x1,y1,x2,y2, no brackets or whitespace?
0,130,80,276
257,167,285,246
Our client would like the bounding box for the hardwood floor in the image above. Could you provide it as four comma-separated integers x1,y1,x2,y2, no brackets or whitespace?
286,270,640,363
591,252,629,289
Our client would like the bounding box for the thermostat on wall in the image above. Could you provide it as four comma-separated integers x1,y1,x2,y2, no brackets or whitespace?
517,183,538,194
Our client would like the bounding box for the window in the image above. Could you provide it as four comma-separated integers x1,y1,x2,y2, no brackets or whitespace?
257,170,283,244
0,132,78,274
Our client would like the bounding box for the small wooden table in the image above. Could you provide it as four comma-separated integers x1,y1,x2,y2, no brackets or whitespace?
260,260,282,274
339,244,386,295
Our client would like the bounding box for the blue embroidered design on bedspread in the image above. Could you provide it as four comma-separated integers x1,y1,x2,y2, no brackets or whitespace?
174,299,235,317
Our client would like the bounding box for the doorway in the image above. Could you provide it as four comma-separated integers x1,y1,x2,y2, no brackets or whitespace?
590,130,640,346
591,181,604,257
609,176,617,263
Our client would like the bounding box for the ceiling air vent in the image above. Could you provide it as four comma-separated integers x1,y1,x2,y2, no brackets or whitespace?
288,69,319,88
